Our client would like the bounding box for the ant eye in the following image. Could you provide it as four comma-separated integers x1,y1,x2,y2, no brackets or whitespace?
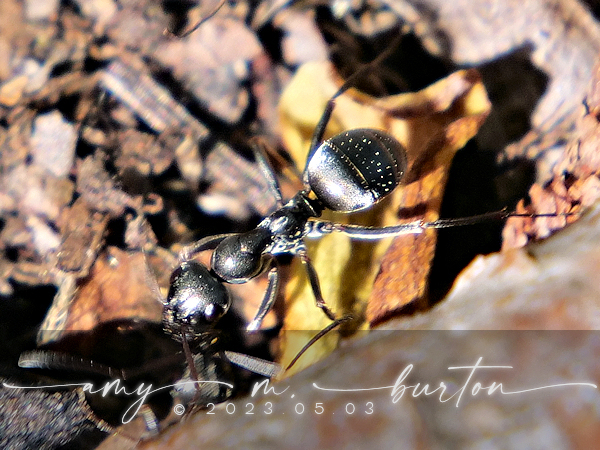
202,302,225,323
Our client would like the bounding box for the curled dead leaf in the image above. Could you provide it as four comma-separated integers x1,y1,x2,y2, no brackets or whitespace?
54,247,163,337
277,61,490,373
501,56,600,250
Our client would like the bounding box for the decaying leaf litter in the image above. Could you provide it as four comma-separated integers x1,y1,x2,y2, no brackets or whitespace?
0,0,599,448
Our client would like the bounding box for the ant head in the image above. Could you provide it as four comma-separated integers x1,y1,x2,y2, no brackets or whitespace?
211,228,272,283
163,261,230,338
305,128,407,212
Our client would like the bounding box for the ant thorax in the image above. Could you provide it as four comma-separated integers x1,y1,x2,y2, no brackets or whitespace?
259,193,324,255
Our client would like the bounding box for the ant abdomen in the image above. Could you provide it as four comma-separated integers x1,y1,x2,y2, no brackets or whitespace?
305,128,407,213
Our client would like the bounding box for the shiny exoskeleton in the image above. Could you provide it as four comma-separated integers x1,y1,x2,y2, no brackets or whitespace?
158,258,278,405
162,260,230,341
305,128,406,211
164,120,412,333
207,127,408,331
160,42,422,331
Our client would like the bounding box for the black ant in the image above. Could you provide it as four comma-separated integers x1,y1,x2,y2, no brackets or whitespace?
165,50,573,337
13,15,575,442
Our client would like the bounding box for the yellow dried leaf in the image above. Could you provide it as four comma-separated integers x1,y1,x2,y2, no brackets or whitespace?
277,62,490,374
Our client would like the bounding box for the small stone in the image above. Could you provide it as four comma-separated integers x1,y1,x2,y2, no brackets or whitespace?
24,0,59,22
31,110,77,178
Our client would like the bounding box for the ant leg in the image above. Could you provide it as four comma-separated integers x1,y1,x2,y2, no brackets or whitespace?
223,351,281,378
285,314,352,371
19,348,186,380
250,137,284,208
308,218,425,240
304,35,403,176
308,209,575,240
179,233,236,262
297,248,337,322
138,406,161,437
247,263,280,332
18,350,127,379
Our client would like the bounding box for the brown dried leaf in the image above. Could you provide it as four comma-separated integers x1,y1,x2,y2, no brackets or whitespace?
56,198,108,276
60,247,162,334
76,152,139,216
2,164,74,223
502,55,600,249
277,62,490,371
384,0,600,129
155,16,263,123
115,129,175,176
201,142,285,220
369,86,491,325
